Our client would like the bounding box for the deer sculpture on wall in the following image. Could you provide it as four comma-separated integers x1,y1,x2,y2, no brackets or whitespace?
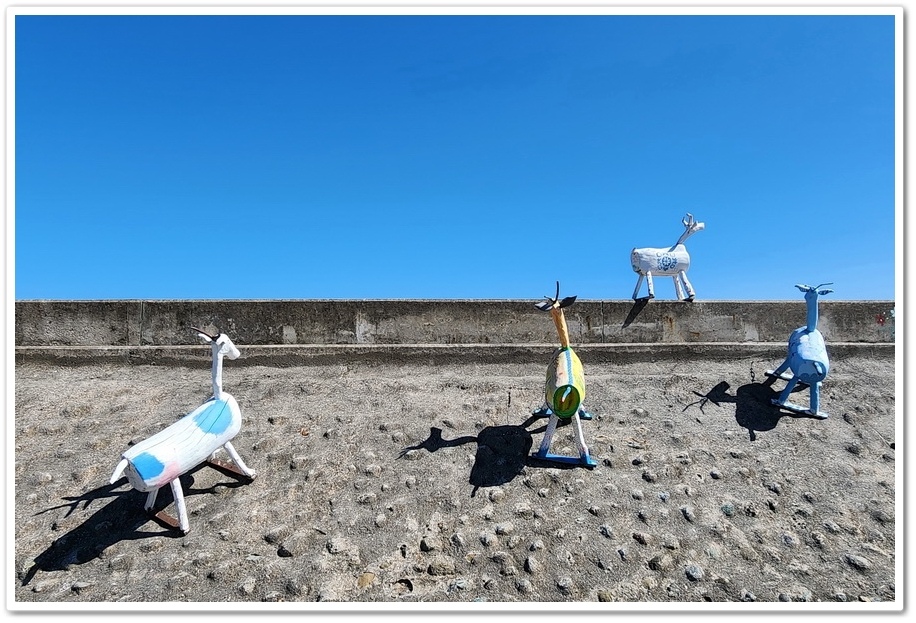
630,213,705,301
531,282,597,468
765,283,834,419
109,327,257,534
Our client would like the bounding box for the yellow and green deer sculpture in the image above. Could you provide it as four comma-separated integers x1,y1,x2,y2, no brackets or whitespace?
532,282,597,467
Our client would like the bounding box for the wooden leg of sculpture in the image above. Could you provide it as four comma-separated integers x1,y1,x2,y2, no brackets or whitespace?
808,382,827,418
170,479,190,534
765,358,793,383
645,272,655,299
673,276,685,301
773,376,799,407
144,488,158,514
570,413,596,466
222,441,257,478
536,412,558,458
632,274,645,300
680,271,696,301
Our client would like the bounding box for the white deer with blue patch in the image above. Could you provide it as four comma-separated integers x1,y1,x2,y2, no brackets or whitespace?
630,213,705,300
109,328,256,534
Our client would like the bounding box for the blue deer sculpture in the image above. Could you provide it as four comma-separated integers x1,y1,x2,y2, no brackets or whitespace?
765,283,833,419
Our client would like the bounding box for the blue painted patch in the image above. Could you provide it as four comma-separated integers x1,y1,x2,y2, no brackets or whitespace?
133,452,165,481
657,254,677,271
192,399,232,435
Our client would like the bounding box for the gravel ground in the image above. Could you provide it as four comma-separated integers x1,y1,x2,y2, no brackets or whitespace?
11,350,897,609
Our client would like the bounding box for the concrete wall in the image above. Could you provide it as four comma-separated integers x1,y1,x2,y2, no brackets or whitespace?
15,299,897,347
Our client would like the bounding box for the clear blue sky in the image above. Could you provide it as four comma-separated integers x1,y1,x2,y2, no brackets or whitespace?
13,9,899,301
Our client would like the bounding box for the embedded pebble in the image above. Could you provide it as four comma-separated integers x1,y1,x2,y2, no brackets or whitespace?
427,556,456,576
685,564,704,581
515,578,533,593
420,535,442,552
488,489,506,503
524,556,540,574
648,554,673,572
844,553,873,571
495,522,514,536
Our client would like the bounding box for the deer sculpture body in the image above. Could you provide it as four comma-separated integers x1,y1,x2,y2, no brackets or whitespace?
531,282,597,467
109,328,256,534
630,213,705,300
766,283,833,419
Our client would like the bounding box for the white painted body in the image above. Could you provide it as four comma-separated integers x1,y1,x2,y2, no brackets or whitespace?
109,331,255,534
630,244,691,276
115,393,243,493
629,213,704,301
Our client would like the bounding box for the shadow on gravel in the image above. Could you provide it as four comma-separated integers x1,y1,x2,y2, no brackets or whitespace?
685,380,819,442
21,465,249,587
399,413,583,497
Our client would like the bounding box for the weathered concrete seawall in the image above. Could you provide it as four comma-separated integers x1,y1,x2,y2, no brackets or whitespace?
15,299,896,346
15,299,895,365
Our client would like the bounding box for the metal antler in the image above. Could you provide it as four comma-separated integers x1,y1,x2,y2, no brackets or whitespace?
535,281,576,311
191,326,219,340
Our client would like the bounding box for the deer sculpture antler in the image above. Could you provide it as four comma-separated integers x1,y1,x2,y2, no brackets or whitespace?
535,281,577,348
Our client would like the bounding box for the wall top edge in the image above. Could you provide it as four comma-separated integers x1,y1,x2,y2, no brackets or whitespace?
14,298,898,304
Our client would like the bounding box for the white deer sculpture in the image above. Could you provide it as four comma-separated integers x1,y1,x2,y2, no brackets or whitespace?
109,327,256,534
630,213,705,301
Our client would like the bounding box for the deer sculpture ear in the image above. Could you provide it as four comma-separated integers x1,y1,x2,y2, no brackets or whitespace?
558,295,577,309
535,300,553,312
818,289,834,296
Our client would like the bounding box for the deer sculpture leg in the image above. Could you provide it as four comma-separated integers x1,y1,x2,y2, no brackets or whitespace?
170,479,190,534
673,276,685,301
645,272,655,298
768,357,792,382
144,488,159,514
569,412,593,463
775,375,800,407
809,383,822,415
534,411,595,466
536,412,560,457
679,271,696,301
219,441,257,477
632,274,645,300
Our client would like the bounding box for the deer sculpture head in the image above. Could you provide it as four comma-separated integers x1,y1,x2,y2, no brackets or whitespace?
672,213,705,248
191,327,240,400
794,283,833,332
535,281,577,349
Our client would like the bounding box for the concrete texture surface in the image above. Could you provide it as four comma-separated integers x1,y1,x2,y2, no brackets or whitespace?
10,300,899,609
15,299,897,347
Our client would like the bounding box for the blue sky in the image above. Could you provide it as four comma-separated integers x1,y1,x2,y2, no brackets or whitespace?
12,8,899,301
